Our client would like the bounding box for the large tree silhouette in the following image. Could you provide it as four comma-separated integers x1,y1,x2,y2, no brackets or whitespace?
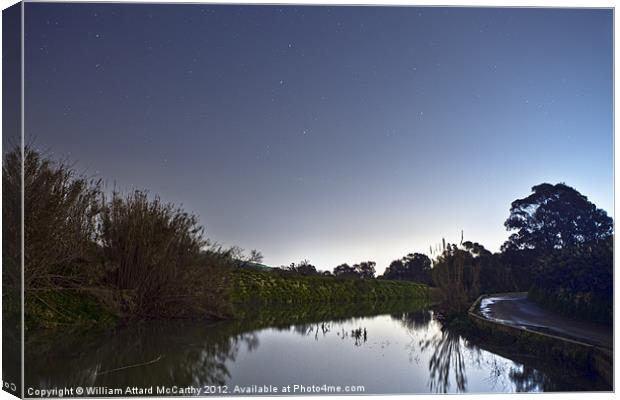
502,183,613,251
383,253,432,284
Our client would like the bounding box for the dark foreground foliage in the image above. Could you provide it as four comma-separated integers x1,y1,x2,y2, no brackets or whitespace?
3,147,237,329
4,147,435,330
529,237,613,325
431,183,613,320
504,183,613,325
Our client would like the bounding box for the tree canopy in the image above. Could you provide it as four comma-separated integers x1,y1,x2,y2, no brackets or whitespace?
333,261,376,279
502,183,613,251
285,260,318,275
382,253,432,284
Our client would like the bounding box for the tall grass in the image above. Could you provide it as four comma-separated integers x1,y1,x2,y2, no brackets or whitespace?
431,244,481,312
5,147,101,290
99,191,231,319
3,146,234,326
2,147,23,321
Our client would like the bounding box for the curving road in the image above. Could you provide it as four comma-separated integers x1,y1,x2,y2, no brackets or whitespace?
478,292,613,350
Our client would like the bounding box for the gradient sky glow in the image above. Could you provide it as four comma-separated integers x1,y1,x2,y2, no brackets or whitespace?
24,3,613,273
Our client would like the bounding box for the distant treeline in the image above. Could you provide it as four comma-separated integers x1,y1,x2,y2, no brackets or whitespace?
272,254,434,285
3,148,613,328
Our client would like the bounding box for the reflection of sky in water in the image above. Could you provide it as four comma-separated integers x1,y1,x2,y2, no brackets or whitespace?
25,310,607,394
227,314,523,393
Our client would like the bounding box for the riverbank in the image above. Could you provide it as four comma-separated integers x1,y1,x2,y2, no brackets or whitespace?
467,293,612,388
230,267,440,316
23,267,439,330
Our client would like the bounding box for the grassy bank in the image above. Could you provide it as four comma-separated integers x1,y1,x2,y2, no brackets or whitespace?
230,267,438,312
24,290,119,330
23,266,439,330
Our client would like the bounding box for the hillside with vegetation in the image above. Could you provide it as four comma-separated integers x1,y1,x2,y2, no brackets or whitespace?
230,267,436,310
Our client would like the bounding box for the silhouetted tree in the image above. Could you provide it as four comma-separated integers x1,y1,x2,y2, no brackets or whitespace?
285,259,318,275
355,261,376,279
501,183,614,313
333,263,357,278
502,183,613,252
333,262,376,279
461,242,518,293
383,253,432,284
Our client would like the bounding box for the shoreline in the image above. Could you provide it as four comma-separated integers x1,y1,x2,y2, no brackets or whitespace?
467,293,613,388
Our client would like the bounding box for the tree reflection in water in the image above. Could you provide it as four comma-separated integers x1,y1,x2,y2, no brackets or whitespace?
391,309,432,331
394,309,605,393
290,322,368,346
421,328,467,393
509,365,549,392
394,309,515,393
26,303,607,393
25,321,260,389
392,309,468,392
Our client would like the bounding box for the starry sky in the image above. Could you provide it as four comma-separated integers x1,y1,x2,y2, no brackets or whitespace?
23,3,613,273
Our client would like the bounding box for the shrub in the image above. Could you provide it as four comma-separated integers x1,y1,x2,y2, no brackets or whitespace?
3,146,234,325
529,237,612,325
11,147,102,290
99,191,231,319
432,244,481,312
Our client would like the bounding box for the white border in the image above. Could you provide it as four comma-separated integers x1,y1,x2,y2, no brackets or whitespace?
0,2,616,400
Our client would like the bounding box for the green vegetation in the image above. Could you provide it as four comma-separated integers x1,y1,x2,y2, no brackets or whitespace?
380,253,433,285
529,237,613,325
4,147,437,330
504,183,613,325
230,267,437,313
98,191,233,320
4,146,611,330
430,243,481,312
4,147,242,329
24,290,118,330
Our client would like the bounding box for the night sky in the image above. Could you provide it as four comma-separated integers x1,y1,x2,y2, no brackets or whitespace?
24,3,613,272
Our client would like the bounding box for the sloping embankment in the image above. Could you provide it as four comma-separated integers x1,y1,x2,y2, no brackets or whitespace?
468,294,613,388
230,268,440,312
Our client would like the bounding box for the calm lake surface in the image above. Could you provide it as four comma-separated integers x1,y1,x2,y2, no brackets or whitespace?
25,303,609,395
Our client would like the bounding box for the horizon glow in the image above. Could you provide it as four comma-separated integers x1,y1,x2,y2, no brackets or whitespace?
20,4,613,273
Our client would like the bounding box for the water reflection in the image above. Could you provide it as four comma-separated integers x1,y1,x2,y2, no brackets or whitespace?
391,309,608,393
422,328,467,392
392,309,469,393
391,309,432,331
287,322,369,347
510,366,555,392
25,303,609,394
26,322,259,388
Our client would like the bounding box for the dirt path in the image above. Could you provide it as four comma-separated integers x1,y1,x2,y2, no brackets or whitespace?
478,292,613,350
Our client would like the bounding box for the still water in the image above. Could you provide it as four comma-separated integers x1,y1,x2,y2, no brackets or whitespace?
25,304,608,395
